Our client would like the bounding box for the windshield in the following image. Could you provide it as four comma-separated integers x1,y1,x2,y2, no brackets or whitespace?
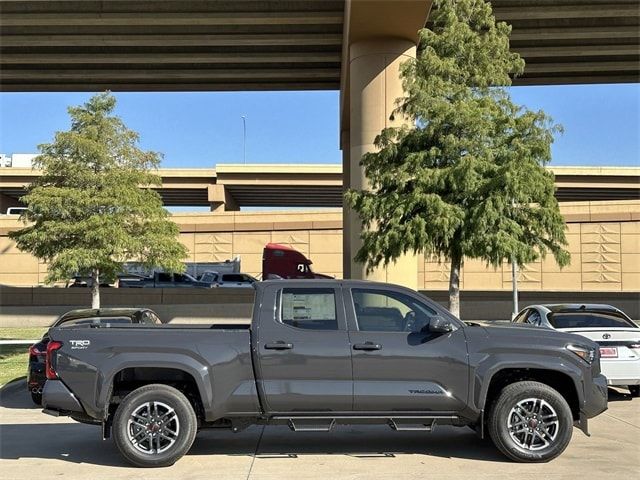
548,311,636,329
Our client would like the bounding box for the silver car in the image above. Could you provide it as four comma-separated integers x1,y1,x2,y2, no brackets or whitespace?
198,271,257,288
513,304,640,397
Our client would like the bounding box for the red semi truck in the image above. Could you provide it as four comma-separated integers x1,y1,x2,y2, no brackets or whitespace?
262,243,333,279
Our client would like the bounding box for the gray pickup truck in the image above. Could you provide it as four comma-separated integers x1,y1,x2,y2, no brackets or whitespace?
42,280,608,467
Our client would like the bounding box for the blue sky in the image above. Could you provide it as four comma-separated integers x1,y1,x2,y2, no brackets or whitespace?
0,83,638,168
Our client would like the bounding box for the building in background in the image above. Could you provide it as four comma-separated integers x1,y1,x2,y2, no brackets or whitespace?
1,161,638,302
0,0,638,311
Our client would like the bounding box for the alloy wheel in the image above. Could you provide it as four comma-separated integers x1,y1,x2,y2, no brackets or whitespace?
126,401,180,454
507,398,559,451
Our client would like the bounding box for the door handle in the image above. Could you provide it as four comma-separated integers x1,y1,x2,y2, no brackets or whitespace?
353,342,382,351
265,341,294,350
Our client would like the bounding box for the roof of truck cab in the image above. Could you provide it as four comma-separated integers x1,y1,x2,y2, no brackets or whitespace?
257,279,412,289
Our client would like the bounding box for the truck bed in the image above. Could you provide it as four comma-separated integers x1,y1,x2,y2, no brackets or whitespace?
48,324,260,421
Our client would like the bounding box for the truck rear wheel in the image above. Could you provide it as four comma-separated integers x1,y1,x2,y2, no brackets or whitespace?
487,381,573,463
112,384,197,468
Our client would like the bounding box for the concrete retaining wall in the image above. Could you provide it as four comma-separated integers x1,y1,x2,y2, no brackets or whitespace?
421,290,640,322
1,286,638,327
0,287,254,327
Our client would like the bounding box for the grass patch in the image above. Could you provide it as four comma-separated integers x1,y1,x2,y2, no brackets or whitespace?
0,327,46,341
0,344,29,386
0,329,44,386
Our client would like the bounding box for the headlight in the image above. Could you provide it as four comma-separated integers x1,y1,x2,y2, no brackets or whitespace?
566,344,596,364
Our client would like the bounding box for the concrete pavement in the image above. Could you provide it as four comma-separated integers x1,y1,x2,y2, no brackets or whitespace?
0,383,638,480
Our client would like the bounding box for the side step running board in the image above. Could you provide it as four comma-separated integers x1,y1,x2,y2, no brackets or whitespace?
271,415,456,432
288,418,336,432
388,418,435,432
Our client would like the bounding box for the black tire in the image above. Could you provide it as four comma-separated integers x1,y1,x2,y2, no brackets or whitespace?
487,381,573,463
30,392,42,406
112,384,197,468
629,385,640,398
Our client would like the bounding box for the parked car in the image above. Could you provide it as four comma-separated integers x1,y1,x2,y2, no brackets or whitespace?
28,308,161,405
198,271,257,288
513,304,640,397
118,272,203,288
5,207,27,215
66,275,114,288
42,280,607,467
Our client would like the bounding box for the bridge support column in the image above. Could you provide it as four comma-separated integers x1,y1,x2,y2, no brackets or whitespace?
341,129,351,279
344,38,418,289
208,184,239,212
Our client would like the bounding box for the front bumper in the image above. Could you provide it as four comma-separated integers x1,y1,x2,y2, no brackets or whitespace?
42,379,84,415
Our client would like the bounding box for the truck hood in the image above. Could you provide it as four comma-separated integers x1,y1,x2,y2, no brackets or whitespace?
466,321,599,349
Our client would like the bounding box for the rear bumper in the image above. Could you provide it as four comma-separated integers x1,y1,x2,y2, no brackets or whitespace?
42,379,84,415
601,360,640,385
607,378,640,386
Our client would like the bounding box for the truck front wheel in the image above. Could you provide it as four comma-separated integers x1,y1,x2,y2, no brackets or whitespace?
112,384,198,467
487,381,573,462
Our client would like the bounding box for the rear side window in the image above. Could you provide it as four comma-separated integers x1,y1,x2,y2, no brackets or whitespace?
548,311,636,329
279,288,338,330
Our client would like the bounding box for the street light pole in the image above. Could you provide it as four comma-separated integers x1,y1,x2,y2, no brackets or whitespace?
512,258,519,319
241,115,246,164
511,198,519,319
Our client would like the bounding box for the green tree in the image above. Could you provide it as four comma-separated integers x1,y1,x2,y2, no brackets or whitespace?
345,0,569,318
10,92,187,308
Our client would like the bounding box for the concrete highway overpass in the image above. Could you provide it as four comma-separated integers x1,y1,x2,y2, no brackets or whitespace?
1,164,638,211
0,0,638,91
0,0,638,289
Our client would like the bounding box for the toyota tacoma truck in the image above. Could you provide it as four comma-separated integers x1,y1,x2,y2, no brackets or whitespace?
41,280,608,468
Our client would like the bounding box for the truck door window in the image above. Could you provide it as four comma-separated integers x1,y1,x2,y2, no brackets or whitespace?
279,288,338,330
351,289,438,333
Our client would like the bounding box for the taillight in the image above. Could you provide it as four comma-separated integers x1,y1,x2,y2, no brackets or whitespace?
45,341,63,380
29,345,41,356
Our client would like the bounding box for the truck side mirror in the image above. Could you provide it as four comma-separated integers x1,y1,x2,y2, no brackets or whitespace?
429,316,454,333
